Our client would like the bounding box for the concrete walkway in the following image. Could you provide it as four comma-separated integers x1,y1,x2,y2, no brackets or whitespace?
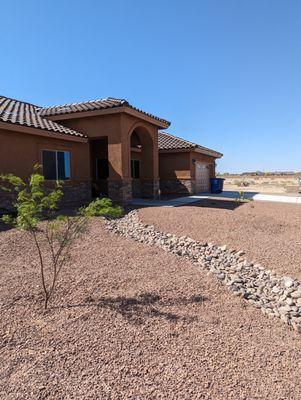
131,190,301,207
211,190,301,204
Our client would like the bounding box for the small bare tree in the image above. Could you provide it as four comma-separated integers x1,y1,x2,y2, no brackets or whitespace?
1,167,122,310
37,215,88,309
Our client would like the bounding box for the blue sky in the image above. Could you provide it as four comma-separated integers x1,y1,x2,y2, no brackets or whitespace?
2,0,300,173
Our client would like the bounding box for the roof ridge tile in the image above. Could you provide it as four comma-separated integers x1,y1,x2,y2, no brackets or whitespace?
38,97,170,125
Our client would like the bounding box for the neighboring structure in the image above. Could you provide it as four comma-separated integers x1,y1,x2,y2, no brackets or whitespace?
158,132,222,195
0,95,222,208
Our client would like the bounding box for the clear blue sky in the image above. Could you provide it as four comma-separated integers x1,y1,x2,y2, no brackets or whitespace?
2,0,301,173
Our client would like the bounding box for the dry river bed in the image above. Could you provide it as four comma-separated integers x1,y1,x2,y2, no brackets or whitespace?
139,199,301,281
1,201,301,399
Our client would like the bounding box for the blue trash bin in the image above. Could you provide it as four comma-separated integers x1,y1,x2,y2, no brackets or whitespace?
210,178,224,194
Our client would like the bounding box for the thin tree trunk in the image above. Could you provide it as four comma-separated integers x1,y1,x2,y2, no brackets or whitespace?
32,231,49,309
44,293,49,310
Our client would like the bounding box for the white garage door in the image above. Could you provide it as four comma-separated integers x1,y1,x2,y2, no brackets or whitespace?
195,162,210,193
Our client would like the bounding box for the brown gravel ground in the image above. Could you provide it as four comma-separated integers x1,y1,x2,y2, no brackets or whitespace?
140,199,301,281
1,215,301,399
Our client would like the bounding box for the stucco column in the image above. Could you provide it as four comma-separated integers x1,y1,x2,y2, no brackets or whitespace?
107,133,132,204
141,140,160,199
139,128,160,199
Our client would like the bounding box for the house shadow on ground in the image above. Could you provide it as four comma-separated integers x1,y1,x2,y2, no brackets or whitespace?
132,198,250,211
67,292,208,325
182,198,247,211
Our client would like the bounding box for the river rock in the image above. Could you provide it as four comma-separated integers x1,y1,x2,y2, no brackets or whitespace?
283,277,294,288
291,290,301,299
106,210,301,335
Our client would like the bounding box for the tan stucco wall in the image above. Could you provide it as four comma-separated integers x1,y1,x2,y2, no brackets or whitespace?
159,150,217,180
159,151,191,179
0,128,90,181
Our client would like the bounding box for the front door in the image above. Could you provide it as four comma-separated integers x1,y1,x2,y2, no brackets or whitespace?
90,138,109,198
195,162,210,193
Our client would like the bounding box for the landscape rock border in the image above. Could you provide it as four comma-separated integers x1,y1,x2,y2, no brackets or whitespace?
106,210,301,333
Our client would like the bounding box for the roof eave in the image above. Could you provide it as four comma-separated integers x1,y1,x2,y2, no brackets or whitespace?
159,146,223,158
0,121,88,143
194,147,223,158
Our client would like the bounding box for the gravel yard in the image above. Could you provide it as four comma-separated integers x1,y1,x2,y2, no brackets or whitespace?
1,213,301,399
140,199,301,280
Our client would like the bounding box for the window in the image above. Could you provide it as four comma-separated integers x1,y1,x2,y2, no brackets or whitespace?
131,159,140,179
42,150,71,180
95,158,109,179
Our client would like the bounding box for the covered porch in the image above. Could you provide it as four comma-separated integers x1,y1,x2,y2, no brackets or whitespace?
90,121,160,204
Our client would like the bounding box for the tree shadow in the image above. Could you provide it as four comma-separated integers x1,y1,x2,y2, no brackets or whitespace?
4,291,208,325
73,292,208,325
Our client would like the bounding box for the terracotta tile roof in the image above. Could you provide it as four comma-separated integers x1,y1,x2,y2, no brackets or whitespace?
0,96,86,138
158,132,222,157
38,97,170,126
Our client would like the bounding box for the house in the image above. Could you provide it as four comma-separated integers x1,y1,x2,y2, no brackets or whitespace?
0,95,222,208
158,132,222,195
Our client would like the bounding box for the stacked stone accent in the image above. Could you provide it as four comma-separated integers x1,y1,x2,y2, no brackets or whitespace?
132,180,141,198
0,181,91,212
109,179,160,204
107,210,301,334
61,181,91,207
140,179,160,199
160,179,195,195
108,179,132,205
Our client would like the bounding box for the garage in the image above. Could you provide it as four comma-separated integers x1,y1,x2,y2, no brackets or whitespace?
195,162,210,193
158,131,222,196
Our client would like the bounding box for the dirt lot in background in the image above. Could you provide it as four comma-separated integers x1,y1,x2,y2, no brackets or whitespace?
139,200,301,281
1,216,301,399
222,175,301,194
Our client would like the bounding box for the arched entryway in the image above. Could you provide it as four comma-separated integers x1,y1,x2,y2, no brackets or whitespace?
129,125,159,199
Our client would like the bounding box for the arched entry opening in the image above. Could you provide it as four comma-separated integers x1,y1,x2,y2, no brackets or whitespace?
129,125,158,199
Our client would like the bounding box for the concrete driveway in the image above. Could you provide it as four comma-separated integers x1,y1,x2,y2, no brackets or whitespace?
132,190,301,207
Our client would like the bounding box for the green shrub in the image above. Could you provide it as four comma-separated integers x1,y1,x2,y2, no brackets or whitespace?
83,197,123,218
236,191,245,203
